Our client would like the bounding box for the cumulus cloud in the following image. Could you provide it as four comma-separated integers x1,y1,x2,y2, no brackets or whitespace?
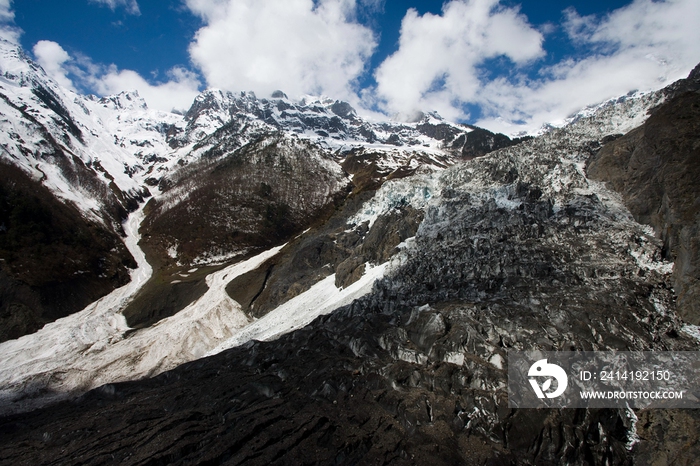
586,0,699,67
474,0,700,134
369,0,700,134
33,40,76,90
89,0,140,15
0,0,12,21
373,0,544,121
30,40,201,112
186,0,376,101
0,0,20,43
89,65,201,112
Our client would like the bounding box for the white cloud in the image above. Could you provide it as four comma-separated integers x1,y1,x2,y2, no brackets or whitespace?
373,0,544,121
33,40,76,90
89,65,201,112
89,0,140,15
473,0,700,134
370,0,700,134
186,0,377,101
588,0,699,68
0,0,20,43
358,0,384,13
0,0,13,21
30,40,201,112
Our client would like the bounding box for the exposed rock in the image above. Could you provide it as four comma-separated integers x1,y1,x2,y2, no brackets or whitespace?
341,147,451,194
122,276,208,329
0,162,135,342
141,134,351,267
588,91,700,323
330,100,357,120
415,121,529,159
633,409,700,465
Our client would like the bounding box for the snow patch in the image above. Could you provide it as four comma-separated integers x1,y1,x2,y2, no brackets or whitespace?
681,325,700,342
489,353,504,370
625,406,640,451
208,261,389,355
167,243,178,259
192,248,249,266
629,241,674,275
445,352,465,366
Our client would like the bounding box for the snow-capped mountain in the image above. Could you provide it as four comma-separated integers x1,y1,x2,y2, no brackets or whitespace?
0,37,527,342
0,36,523,218
178,87,524,157
0,36,699,465
0,41,183,222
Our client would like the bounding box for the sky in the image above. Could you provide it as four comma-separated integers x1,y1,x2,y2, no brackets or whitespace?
1,0,699,135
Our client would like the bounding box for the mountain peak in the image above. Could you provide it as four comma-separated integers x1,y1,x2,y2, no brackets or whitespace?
270,89,288,99
0,38,43,86
99,90,148,111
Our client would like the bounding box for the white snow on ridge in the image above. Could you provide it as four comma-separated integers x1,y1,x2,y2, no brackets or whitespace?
0,39,191,223
681,325,700,342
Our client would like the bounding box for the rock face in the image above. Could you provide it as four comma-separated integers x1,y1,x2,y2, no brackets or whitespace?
1,68,699,465
0,162,135,343
141,134,350,266
588,89,700,323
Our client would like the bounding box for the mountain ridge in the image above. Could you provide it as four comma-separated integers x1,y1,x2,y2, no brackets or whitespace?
0,37,526,342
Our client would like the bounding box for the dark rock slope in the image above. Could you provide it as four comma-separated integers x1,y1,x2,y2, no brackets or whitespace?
1,73,699,465
588,89,700,324
141,134,350,267
0,162,135,343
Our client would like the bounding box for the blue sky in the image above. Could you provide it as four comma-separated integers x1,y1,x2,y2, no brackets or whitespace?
2,0,699,134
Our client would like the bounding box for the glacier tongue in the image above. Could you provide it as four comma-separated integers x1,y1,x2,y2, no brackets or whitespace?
0,202,284,415
0,204,150,413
